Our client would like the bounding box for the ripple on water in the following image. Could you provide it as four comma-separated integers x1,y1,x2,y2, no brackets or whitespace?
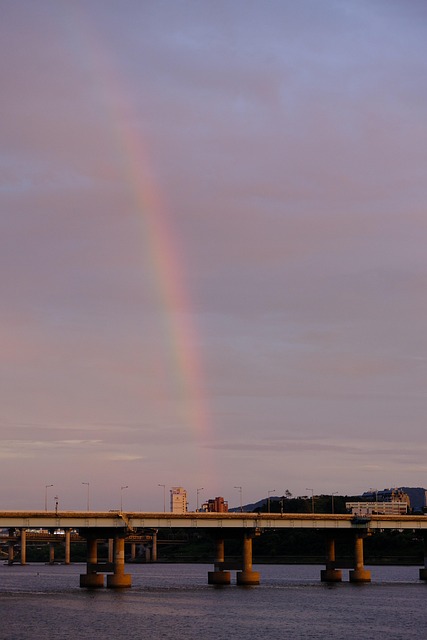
1,564,426,640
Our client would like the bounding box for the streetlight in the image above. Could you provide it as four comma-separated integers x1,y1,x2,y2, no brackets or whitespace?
306,488,315,513
196,487,204,512
158,484,166,512
120,485,128,511
268,489,276,513
45,484,53,511
331,492,338,514
82,482,90,511
234,486,243,512
54,495,59,515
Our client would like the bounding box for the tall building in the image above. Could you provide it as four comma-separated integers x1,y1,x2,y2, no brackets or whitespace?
349,486,411,516
362,488,410,507
201,496,229,512
170,487,187,513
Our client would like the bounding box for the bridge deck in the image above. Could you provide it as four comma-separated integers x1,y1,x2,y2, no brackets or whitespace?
1,511,426,531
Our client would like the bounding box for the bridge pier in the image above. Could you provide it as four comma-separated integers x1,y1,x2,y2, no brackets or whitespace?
106,536,132,588
64,529,71,565
419,535,427,580
20,528,26,565
49,542,55,565
349,533,371,583
80,535,104,588
130,542,136,561
320,536,342,582
236,532,260,585
8,540,14,565
208,537,231,585
108,538,114,563
151,530,157,562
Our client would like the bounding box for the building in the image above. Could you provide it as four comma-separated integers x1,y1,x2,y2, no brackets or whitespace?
346,501,408,516
361,488,411,507
202,497,229,513
170,487,187,513
347,487,411,516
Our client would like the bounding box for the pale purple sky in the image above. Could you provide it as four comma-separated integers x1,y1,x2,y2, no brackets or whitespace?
1,1,427,511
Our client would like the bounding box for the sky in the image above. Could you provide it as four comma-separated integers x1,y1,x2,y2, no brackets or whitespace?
1,0,427,512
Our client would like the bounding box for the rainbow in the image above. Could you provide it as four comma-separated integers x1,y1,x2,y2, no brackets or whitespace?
63,6,212,444
113,105,211,440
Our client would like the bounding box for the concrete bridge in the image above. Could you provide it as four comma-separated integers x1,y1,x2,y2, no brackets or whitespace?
0,527,153,567
1,511,427,587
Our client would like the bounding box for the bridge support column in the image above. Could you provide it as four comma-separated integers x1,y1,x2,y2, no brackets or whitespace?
130,542,136,561
151,531,157,562
8,540,14,565
419,535,427,580
80,535,104,588
237,532,260,585
20,529,27,565
64,529,71,565
349,534,371,583
108,538,114,563
208,538,231,585
107,537,132,588
49,542,55,565
321,537,342,582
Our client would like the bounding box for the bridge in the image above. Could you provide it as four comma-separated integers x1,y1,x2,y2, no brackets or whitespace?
0,526,153,566
1,511,427,587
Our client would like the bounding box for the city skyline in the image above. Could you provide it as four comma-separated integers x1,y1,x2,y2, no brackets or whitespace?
1,1,427,511
17,483,427,514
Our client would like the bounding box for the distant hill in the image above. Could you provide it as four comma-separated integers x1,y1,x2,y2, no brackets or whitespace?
399,487,427,511
229,496,281,513
229,488,427,513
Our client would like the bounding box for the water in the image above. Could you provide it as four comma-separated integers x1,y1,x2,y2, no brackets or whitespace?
1,563,426,639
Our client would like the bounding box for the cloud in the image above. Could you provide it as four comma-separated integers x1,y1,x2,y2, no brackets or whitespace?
204,437,427,458
0,438,103,457
106,453,146,462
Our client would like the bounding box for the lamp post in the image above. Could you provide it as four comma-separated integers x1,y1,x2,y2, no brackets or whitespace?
196,487,204,512
306,488,315,513
45,484,53,511
54,495,59,515
82,482,90,511
158,484,166,512
120,485,128,511
234,486,243,512
331,492,338,514
268,489,276,513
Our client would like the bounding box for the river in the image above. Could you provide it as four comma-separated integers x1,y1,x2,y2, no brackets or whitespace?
1,563,425,639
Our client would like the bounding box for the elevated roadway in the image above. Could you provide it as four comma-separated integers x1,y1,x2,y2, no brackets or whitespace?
1,510,427,531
